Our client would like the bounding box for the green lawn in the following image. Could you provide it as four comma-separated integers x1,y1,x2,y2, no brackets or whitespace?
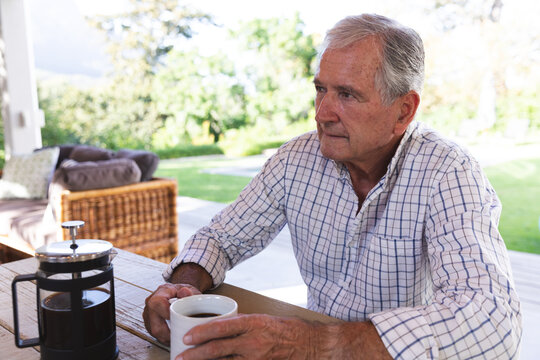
484,158,540,254
155,157,251,203
156,156,540,254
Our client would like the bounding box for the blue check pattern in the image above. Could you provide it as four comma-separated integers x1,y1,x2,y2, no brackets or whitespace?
166,121,522,359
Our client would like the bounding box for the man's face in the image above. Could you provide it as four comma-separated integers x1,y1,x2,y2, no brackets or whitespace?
314,37,404,169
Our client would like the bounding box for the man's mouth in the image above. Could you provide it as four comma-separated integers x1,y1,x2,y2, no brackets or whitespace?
323,131,347,138
317,124,347,139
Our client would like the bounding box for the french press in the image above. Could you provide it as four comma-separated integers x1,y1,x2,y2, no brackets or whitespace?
11,220,119,360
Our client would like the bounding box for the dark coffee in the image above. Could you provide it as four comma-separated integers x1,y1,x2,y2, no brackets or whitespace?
41,288,114,349
188,312,220,318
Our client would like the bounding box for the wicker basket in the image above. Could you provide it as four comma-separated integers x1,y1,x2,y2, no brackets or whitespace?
55,178,179,263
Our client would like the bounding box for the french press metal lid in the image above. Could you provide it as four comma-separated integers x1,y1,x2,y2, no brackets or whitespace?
35,220,116,271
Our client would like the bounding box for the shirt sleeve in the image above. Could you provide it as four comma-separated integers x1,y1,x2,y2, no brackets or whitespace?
369,160,522,359
163,151,288,287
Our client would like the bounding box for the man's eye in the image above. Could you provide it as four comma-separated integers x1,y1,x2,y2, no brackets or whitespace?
340,92,353,99
315,86,325,93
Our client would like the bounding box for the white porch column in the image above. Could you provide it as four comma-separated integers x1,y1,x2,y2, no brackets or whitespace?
0,0,42,159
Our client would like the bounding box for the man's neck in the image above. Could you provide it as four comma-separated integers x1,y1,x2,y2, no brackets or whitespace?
344,137,402,208
345,162,386,209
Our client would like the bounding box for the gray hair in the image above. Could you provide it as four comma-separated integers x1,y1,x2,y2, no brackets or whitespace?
318,14,425,105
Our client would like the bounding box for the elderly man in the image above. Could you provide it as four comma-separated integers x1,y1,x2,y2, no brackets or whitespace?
144,14,522,359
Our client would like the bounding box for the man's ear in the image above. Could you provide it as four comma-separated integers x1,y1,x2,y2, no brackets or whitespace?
394,91,420,135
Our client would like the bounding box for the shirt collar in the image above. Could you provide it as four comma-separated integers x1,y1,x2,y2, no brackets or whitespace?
386,121,418,180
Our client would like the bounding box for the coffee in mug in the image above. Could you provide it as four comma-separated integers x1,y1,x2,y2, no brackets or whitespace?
188,312,220,318
169,294,237,360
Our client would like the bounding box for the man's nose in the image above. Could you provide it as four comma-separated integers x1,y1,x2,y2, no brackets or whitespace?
315,93,339,123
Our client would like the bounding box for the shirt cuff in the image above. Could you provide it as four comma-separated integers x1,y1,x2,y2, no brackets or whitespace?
163,235,229,289
369,307,438,360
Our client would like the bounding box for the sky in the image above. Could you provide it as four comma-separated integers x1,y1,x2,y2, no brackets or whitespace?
27,0,423,78
27,0,537,79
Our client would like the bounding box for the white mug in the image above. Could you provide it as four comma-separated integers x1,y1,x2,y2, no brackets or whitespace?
169,294,238,360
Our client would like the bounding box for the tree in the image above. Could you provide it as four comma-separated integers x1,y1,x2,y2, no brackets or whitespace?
85,0,213,149
418,0,538,137
88,0,212,77
38,80,139,149
231,14,318,134
153,14,318,146
154,50,247,145
431,0,504,31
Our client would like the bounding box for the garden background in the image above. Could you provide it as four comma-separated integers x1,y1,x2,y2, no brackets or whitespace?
0,0,538,253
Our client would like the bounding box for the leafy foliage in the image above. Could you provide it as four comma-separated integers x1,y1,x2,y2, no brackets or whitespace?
154,143,223,159
154,50,247,144
232,14,318,134
87,0,212,76
82,0,214,149
431,0,503,30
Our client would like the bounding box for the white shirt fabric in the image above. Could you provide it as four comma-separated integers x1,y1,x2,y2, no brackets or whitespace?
165,121,522,359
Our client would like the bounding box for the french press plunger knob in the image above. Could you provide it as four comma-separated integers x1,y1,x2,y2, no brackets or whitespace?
62,220,85,277
62,220,85,250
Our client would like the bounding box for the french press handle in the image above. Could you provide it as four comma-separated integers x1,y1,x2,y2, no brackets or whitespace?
11,273,40,348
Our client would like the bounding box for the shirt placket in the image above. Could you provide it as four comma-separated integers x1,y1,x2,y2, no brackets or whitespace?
327,173,371,317
340,217,361,288
334,178,388,316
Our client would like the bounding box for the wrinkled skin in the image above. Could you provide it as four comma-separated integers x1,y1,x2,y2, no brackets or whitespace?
177,314,319,360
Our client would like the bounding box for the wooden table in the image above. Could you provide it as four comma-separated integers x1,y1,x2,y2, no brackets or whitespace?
0,249,339,359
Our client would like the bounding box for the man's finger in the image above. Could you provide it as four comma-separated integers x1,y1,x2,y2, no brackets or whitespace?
180,334,245,360
184,315,250,346
144,307,171,345
176,284,202,298
142,298,171,345
145,284,178,319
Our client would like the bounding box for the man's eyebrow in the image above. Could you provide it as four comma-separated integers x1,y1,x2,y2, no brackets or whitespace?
313,80,366,99
336,85,365,99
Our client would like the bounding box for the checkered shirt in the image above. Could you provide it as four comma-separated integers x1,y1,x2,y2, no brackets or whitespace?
165,121,522,359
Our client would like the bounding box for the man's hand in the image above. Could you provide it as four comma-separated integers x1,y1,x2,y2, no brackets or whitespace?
177,314,319,360
176,314,393,360
143,262,213,345
143,283,201,345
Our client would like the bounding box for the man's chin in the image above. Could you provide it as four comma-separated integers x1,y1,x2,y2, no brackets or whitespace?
320,145,347,162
